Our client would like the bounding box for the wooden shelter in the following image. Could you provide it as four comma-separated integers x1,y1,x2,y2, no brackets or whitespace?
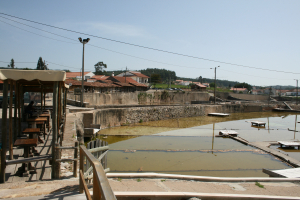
0,69,67,183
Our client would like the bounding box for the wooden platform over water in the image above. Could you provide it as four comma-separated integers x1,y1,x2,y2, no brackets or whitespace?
218,130,238,137
278,141,300,150
263,168,300,178
251,121,266,127
208,113,230,117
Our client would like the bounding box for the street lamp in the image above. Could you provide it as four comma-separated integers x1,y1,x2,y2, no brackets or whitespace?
295,79,298,105
78,37,90,107
210,66,220,104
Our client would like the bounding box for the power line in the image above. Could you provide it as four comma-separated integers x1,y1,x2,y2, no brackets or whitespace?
0,12,299,74
0,15,208,70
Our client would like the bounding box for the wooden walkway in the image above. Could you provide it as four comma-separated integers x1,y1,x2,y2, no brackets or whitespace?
5,132,52,182
218,130,238,137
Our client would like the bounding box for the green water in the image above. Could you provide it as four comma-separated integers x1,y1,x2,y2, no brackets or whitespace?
97,112,299,177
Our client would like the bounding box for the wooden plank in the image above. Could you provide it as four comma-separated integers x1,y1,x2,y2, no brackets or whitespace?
80,145,117,200
6,155,52,165
0,80,8,183
14,138,38,147
88,146,109,153
79,170,92,200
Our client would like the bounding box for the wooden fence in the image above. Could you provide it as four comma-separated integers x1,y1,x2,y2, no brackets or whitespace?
79,139,116,200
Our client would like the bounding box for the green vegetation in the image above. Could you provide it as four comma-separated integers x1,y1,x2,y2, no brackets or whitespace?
207,87,232,93
255,182,265,188
139,119,143,123
7,59,15,69
137,178,141,182
36,57,48,70
117,178,122,182
161,179,166,182
152,83,189,89
94,61,107,75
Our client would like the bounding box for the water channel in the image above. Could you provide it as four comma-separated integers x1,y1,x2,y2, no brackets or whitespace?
97,112,300,177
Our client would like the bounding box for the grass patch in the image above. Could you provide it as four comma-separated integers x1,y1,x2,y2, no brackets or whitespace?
255,182,265,188
161,179,166,182
117,178,122,182
137,178,141,182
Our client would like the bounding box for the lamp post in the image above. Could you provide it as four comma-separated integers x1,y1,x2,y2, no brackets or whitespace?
295,79,298,105
210,66,220,104
78,37,90,107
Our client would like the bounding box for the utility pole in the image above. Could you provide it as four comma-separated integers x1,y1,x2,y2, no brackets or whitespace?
211,66,220,104
78,37,90,107
125,66,127,83
295,79,298,105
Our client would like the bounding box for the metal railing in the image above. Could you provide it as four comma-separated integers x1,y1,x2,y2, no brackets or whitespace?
79,145,116,200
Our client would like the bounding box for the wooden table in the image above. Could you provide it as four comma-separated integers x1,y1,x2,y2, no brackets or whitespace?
14,138,38,177
39,113,51,129
27,117,48,138
22,128,40,139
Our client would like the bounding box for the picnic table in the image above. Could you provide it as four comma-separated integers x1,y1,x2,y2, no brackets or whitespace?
14,138,38,177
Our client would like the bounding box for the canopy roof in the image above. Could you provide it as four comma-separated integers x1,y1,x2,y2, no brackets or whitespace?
0,69,66,81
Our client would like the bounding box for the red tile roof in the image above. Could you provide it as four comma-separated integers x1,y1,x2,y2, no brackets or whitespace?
129,71,149,78
66,72,90,78
65,79,82,86
230,87,248,91
91,75,108,80
194,83,207,88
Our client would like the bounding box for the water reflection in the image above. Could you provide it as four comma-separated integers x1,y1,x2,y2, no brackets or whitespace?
96,112,299,177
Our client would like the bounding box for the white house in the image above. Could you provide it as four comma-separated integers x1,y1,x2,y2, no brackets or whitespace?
66,72,95,81
116,71,149,85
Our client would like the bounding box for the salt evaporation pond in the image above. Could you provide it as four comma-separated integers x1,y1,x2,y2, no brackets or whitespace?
98,112,300,177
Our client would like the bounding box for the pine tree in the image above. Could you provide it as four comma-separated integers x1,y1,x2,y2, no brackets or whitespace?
37,57,45,70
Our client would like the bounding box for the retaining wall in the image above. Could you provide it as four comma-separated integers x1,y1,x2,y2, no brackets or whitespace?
74,104,264,130
67,91,210,106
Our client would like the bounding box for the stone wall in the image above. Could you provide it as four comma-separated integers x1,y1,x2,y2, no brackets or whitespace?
230,93,269,101
67,91,210,106
74,104,264,129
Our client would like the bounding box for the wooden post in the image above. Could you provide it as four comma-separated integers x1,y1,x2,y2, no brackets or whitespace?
74,141,78,177
13,81,17,142
9,80,13,160
41,86,43,112
43,92,46,110
18,86,22,136
1,80,8,183
93,168,101,200
54,143,61,179
51,82,58,179
79,147,84,193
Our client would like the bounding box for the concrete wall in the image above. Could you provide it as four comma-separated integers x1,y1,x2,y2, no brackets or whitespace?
67,91,210,106
74,104,264,130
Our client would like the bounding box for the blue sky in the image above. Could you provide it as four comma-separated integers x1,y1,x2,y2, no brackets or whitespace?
0,0,300,86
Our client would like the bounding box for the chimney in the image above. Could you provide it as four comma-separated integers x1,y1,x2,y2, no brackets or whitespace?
112,72,114,76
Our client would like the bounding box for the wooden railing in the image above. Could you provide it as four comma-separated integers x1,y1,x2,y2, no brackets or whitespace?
79,145,116,200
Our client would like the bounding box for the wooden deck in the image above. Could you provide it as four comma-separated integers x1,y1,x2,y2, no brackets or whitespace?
251,121,266,127
4,132,52,182
263,168,300,178
208,113,230,117
278,141,300,150
218,130,238,137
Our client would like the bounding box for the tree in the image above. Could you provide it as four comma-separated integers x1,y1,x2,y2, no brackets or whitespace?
210,82,215,88
94,61,107,75
198,76,203,83
150,74,162,86
7,59,15,69
36,57,48,70
234,82,252,92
